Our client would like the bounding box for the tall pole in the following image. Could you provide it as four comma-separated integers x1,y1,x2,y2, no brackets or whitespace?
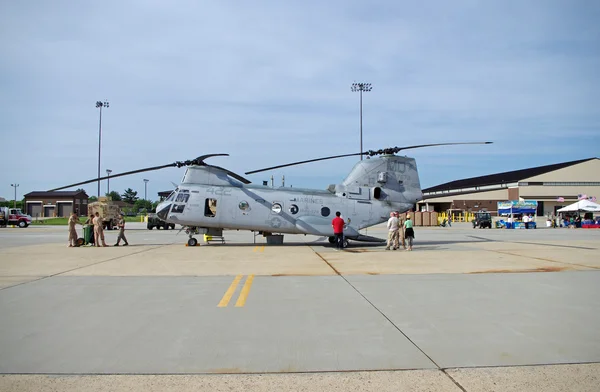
351,82,372,159
96,100,109,198
10,184,19,209
106,169,112,195
143,179,149,201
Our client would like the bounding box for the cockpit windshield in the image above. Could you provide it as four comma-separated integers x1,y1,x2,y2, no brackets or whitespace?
166,192,176,202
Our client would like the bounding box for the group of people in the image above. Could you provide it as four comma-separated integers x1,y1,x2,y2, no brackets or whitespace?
330,210,415,251
385,211,415,251
68,211,129,247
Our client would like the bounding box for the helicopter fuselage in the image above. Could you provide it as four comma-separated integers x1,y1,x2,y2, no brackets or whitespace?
155,154,422,239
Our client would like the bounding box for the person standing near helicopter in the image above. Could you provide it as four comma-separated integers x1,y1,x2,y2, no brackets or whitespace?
93,212,108,247
331,211,345,250
67,212,81,247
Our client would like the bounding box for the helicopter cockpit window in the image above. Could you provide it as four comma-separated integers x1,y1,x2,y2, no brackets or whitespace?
205,198,217,217
176,193,190,203
166,192,176,202
172,204,185,213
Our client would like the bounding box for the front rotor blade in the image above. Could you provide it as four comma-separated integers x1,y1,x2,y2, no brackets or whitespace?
210,165,252,184
245,152,365,175
47,163,177,191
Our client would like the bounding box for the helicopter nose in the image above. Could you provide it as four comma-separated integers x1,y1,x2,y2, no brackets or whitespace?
156,202,171,220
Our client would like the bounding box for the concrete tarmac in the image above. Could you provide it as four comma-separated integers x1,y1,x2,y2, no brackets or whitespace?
0,222,599,391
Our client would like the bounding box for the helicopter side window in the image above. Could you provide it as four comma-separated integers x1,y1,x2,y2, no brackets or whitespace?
205,198,217,217
176,193,190,203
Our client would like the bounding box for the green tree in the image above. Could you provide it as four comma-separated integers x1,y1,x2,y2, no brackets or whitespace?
89,196,98,202
134,199,153,214
106,191,122,201
122,188,139,204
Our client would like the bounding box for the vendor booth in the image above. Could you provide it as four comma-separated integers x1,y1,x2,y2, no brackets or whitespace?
497,200,538,229
557,199,600,228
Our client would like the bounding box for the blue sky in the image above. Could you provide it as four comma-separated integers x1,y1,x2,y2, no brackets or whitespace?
1,0,599,201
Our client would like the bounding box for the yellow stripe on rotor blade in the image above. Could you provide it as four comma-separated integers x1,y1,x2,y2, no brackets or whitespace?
235,275,255,307
218,275,243,307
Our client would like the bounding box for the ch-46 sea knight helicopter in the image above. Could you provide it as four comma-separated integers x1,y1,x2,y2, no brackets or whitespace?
49,142,491,246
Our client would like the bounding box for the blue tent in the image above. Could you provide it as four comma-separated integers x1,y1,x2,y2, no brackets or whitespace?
497,200,537,215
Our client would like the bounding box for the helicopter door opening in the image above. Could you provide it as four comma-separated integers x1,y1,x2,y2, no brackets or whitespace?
205,198,217,218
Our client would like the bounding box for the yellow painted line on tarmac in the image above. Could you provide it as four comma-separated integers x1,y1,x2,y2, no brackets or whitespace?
253,245,265,252
235,275,255,307
217,275,243,307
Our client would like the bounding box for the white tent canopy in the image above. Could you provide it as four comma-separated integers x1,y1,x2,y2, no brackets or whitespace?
557,199,600,213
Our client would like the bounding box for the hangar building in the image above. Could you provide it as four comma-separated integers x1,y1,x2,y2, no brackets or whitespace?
417,157,600,218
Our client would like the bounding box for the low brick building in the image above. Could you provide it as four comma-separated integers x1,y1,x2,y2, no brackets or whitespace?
23,190,89,218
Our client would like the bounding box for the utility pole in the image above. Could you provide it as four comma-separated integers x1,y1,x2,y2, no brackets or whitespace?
10,183,19,209
351,82,372,159
143,179,149,201
106,169,112,195
96,100,109,198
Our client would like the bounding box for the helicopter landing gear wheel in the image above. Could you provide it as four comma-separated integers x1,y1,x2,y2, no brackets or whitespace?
188,238,198,247
343,238,349,248
328,236,336,244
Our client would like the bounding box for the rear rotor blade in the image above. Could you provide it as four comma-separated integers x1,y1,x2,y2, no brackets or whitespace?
370,141,493,156
245,142,492,175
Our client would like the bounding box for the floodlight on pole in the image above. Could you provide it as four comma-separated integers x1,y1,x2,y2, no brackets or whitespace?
10,183,19,209
106,169,112,195
143,179,149,201
96,100,109,198
351,82,372,160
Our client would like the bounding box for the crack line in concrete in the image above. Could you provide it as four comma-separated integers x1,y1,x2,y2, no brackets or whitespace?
308,246,442,371
0,245,170,291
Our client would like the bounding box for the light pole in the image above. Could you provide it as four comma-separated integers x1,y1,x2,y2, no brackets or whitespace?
351,82,372,159
10,183,19,209
96,100,109,198
106,169,112,195
143,179,149,201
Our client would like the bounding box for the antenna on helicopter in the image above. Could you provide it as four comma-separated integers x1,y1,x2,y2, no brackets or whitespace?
245,142,492,175
47,153,252,191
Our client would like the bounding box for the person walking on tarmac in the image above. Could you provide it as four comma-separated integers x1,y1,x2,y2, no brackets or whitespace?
114,214,129,246
68,212,82,247
331,211,345,250
404,214,415,251
93,212,108,247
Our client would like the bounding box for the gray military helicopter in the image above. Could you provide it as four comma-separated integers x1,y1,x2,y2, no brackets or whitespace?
50,142,491,246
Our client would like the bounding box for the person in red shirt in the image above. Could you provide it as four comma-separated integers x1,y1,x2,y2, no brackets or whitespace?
331,211,345,249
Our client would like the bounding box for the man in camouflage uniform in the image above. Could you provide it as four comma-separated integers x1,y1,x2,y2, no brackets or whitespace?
114,214,129,246
93,212,108,247
68,212,81,247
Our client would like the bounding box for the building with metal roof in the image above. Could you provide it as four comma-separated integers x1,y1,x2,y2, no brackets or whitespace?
417,157,600,217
